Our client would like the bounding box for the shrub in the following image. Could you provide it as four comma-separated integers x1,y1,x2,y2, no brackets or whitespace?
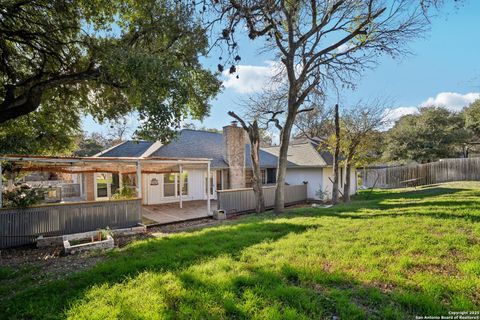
111,186,136,200
3,184,43,208
100,227,112,240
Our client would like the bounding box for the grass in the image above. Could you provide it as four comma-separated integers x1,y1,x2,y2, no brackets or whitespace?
1,182,480,319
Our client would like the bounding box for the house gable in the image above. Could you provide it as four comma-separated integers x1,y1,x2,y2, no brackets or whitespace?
261,142,328,167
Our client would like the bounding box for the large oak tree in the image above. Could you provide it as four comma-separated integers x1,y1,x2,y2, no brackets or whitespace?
211,0,433,212
0,0,221,142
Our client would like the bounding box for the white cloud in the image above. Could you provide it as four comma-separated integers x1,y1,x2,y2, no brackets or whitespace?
420,92,480,111
337,42,354,53
222,61,281,94
383,106,418,123
382,92,480,129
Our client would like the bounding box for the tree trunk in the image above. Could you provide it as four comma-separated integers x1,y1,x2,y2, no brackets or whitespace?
250,136,265,213
343,161,352,202
332,104,340,204
274,110,295,214
5,171,15,191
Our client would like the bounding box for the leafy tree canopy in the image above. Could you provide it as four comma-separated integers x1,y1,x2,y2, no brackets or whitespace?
0,103,80,155
74,132,112,157
0,0,221,144
384,107,470,163
464,99,480,137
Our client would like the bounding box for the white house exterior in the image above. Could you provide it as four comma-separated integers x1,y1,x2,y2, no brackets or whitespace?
262,141,357,200
89,123,357,204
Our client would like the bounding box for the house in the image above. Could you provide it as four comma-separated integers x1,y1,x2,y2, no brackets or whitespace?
88,122,356,204
0,122,356,247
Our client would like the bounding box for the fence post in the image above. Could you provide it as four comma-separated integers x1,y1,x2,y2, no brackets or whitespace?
136,161,142,199
179,164,183,209
0,162,2,208
207,162,211,215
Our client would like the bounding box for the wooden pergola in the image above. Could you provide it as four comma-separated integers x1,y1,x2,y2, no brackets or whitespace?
0,155,212,213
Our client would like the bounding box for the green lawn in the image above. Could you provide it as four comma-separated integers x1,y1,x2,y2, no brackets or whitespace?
1,182,480,319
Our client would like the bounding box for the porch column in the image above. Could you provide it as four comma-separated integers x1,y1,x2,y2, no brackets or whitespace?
207,161,211,215
79,173,84,197
179,164,183,209
119,172,123,189
0,162,2,208
136,161,142,199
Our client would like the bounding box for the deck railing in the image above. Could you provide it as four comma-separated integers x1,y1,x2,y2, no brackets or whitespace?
0,198,142,249
217,184,307,214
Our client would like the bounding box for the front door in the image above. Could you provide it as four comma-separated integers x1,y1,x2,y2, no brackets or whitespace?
147,174,162,204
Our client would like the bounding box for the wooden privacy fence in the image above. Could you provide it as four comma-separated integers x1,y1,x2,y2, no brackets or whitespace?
360,158,480,189
0,198,142,249
217,184,307,214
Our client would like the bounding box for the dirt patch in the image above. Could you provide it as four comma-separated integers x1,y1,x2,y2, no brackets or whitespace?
408,262,459,276
0,232,150,282
0,244,104,282
369,280,397,293
0,207,291,280
148,217,221,233
114,232,153,247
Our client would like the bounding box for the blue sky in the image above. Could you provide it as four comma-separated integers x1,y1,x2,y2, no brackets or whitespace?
84,1,480,137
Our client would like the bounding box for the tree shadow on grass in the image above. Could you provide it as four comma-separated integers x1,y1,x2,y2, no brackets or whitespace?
355,187,469,202
3,185,477,319
285,187,480,223
65,258,458,319
1,221,309,320
354,200,480,223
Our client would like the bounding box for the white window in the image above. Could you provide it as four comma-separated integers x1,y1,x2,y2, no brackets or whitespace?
163,173,176,197
163,172,188,198
177,171,188,196
205,171,215,196
95,173,112,200
261,170,266,184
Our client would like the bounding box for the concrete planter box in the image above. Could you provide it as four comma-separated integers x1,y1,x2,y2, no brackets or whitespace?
63,231,114,254
38,225,145,248
213,209,226,220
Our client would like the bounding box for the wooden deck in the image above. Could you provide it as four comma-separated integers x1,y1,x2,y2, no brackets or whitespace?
142,200,216,225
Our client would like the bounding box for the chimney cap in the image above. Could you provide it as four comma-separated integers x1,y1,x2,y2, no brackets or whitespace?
230,120,238,127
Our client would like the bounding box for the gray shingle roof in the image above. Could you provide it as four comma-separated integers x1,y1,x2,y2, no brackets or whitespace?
150,129,281,169
308,140,337,165
150,129,228,168
246,145,280,168
98,141,154,158
262,142,328,167
95,129,335,168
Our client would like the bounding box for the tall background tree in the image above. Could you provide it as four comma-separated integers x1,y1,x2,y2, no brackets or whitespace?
74,132,111,157
295,100,386,202
464,100,480,138
332,104,341,204
212,0,434,212
0,0,221,148
384,106,470,163
107,116,133,145
337,101,388,202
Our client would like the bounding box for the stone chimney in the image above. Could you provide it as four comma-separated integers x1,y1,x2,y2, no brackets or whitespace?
223,121,246,189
